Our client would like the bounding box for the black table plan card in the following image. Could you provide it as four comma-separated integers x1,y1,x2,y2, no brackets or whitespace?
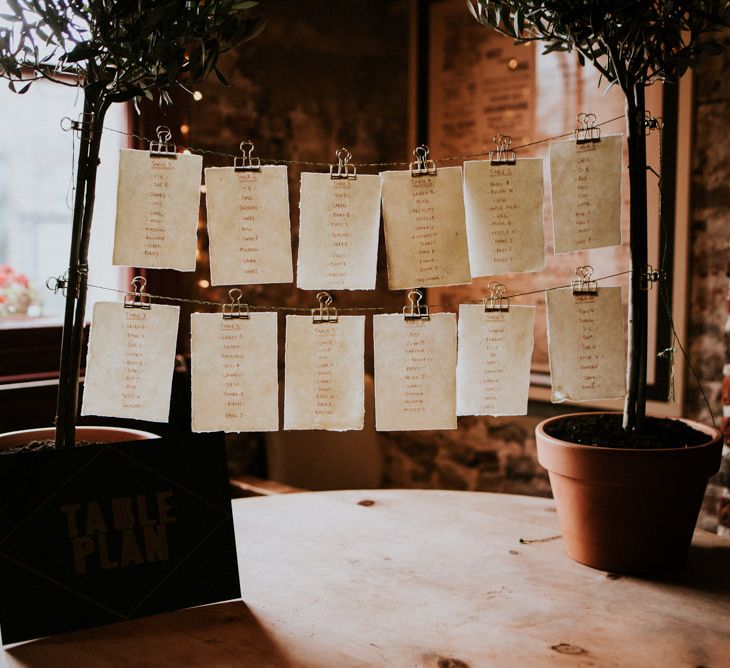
0,434,240,645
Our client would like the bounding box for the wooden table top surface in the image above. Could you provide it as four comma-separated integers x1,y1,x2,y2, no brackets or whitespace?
2,490,729,668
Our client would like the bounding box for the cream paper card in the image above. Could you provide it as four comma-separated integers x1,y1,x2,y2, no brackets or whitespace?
205,166,293,286
113,148,202,271
546,287,626,402
380,167,471,289
297,173,381,290
191,312,278,432
464,159,545,275
549,134,622,253
284,315,365,431
456,304,535,416
373,312,457,431
81,301,180,422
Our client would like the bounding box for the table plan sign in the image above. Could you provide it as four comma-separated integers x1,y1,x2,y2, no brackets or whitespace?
549,134,622,253
373,313,457,431
81,302,180,422
190,312,279,432
464,159,545,275
204,166,293,286
380,167,471,289
456,304,535,416
284,316,365,431
113,149,202,271
546,287,626,402
297,173,381,290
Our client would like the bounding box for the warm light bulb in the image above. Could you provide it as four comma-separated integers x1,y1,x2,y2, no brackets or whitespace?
508,58,518,70
193,91,203,101
198,279,210,289
180,123,190,135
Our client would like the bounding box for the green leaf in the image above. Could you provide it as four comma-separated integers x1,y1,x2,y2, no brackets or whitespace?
212,63,228,85
467,1,479,22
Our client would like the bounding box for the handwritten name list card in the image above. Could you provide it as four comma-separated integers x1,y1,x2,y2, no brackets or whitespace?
204,166,293,286
297,173,381,290
113,149,202,271
380,167,471,289
456,304,535,416
284,316,365,431
549,134,622,253
191,313,279,432
464,159,545,275
373,313,457,431
81,302,180,422
546,287,626,402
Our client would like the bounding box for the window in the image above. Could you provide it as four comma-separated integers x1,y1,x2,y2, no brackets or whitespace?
0,80,127,323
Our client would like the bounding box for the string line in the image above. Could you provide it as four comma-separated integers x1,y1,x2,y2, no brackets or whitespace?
101,114,626,168
85,269,633,313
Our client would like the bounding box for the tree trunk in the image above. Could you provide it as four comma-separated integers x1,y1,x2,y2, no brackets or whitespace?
54,90,108,449
622,84,649,432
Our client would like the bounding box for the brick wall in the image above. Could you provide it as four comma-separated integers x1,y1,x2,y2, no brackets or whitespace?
689,28,730,534
172,5,730,518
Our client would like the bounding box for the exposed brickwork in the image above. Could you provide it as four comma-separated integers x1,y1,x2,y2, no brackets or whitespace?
177,5,729,515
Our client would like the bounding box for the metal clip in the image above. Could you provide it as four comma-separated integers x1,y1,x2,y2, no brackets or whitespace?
410,145,437,177
234,140,261,172
643,112,662,135
124,275,152,309
489,134,517,166
403,289,429,320
575,113,601,144
60,113,96,138
150,125,177,158
640,265,662,291
46,271,69,297
222,288,250,319
571,265,599,296
330,147,357,180
312,291,337,324
484,282,510,312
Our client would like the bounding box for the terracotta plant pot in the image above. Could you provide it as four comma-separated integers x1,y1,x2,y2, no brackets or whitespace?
536,412,722,575
0,426,158,451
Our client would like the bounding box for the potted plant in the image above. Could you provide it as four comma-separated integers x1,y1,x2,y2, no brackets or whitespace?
0,1,264,643
470,0,729,573
0,0,264,448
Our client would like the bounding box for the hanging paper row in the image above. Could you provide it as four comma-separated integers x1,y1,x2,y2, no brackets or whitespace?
112,131,623,288
81,284,627,432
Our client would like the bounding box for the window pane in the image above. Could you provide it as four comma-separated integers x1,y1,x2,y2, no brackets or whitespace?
0,80,126,320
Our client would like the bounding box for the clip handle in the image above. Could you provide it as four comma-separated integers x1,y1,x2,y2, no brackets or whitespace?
575,113,601,145
124,275,152,309
312,291,338,324
489,134,517,166
571,265,599,296
410,145,437,177
234,140,261,172
484,282,510,312
150,125,177,158
330,147,357,180
222,288,250,319
403,289,430,320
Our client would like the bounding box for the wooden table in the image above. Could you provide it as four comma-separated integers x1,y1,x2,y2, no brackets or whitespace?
2,490,729,667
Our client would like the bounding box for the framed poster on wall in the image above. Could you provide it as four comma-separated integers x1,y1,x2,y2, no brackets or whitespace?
422,0,692,416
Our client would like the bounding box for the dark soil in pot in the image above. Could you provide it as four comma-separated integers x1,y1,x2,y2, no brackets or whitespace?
0,440,100,455
543,413,711,449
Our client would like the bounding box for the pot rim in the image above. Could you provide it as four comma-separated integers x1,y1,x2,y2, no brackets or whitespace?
536,411,720,454
0,425,159,445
